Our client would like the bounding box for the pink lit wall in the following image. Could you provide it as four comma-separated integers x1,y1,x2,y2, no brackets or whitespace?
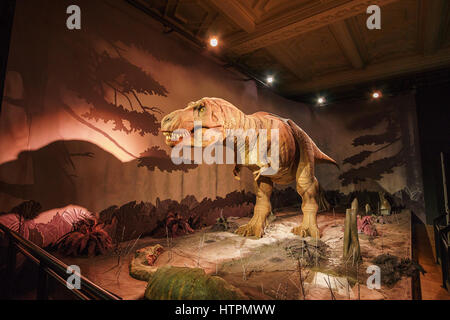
0,0,425,222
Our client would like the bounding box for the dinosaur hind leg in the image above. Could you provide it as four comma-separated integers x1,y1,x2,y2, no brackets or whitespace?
291,164,320,239
236,176,273,238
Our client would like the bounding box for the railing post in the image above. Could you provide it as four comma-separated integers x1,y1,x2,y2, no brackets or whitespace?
6,234,16,299
37,262,49,300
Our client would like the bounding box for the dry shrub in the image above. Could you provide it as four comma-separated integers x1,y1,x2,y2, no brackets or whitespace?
54,218,112,256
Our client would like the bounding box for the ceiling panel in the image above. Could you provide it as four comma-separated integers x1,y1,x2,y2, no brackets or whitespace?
273,26,352,81
131,0,450,97
354,0,420,64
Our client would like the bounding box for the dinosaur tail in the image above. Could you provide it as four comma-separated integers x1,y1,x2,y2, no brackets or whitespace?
286,119,339,170
314,146,340,169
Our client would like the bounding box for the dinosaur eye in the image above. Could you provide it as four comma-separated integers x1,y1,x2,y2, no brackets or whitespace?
198,105,206,113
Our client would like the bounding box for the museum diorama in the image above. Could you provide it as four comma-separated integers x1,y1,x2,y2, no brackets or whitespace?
0,0,449,302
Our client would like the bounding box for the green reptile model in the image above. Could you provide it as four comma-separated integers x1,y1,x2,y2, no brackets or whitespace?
161,97,338,239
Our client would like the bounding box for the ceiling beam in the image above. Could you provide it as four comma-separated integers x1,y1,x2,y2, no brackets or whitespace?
195,10,218,37
419,0,448,55
227,0,400,55
266,46,310,81
283,46,450,95
208,0,256,33
163,0,177,17
329,20,364,69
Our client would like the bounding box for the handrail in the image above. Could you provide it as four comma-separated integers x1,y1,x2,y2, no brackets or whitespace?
433,213,448,264
0,222,122,300
433,214,450,291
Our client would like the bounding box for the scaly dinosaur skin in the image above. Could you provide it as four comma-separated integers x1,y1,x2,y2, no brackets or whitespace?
160,98,338,239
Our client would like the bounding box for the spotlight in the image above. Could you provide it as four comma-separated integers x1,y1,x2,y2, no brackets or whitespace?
266,76,274,84
209,37,218,47
372,90,382,99
317,97,326,105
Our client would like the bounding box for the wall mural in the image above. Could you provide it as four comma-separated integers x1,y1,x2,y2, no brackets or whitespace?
340,106,403,185
2,0,181,166
0,0,425,248
332,98,424,217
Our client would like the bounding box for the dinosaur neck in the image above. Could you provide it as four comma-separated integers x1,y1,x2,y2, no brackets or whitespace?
240,113,264,130
223,111,265,141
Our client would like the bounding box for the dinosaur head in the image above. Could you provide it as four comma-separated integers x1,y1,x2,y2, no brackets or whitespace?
161,97,245,148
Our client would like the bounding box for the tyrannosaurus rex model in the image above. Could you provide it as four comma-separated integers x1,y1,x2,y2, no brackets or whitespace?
160,97,338,239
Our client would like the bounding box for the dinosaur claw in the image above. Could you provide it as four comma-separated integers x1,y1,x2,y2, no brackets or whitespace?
253,169,261,182
236,223,264,238
291,224,320,239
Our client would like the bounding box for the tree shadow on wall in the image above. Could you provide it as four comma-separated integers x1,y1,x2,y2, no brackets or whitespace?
339,106,406,187
0,140,195,211
4,0,192,172
138,147,197,172
0,141,91,211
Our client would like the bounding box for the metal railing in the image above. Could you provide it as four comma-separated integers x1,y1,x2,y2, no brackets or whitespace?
0,223,122,300
433,214,450,291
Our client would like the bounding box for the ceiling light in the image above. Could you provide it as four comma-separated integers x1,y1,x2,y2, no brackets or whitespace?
209,37,218,47
372,90,382,99
266,76,274,84
317,97,326,105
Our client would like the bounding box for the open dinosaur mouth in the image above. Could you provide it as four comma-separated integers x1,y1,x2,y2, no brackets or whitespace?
162,126,223,146
162,130,190,145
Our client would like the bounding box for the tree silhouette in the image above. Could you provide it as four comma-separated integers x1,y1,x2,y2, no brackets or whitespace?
70,50,166,137
3,0,191,173
339,106,405,186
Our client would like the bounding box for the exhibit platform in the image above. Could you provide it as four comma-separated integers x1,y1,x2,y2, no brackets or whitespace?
56,208,413,300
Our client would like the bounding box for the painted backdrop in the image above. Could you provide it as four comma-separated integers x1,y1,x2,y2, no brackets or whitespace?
0,0,425,239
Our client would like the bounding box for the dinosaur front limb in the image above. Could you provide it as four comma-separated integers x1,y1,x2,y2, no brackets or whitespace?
233,165,241,181
292,165,320,239
236,176,273,238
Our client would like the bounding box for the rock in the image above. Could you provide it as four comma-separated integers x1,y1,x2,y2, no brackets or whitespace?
145,266,247,300
131,245,247,300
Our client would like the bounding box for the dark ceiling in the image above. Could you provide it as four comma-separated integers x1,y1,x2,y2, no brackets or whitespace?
127,0,450,103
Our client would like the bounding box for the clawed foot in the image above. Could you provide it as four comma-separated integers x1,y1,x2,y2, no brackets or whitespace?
291,224,320,239
236,220,265,238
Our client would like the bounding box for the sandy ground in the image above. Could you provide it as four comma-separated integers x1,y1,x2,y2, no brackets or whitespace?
55,208,412,300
